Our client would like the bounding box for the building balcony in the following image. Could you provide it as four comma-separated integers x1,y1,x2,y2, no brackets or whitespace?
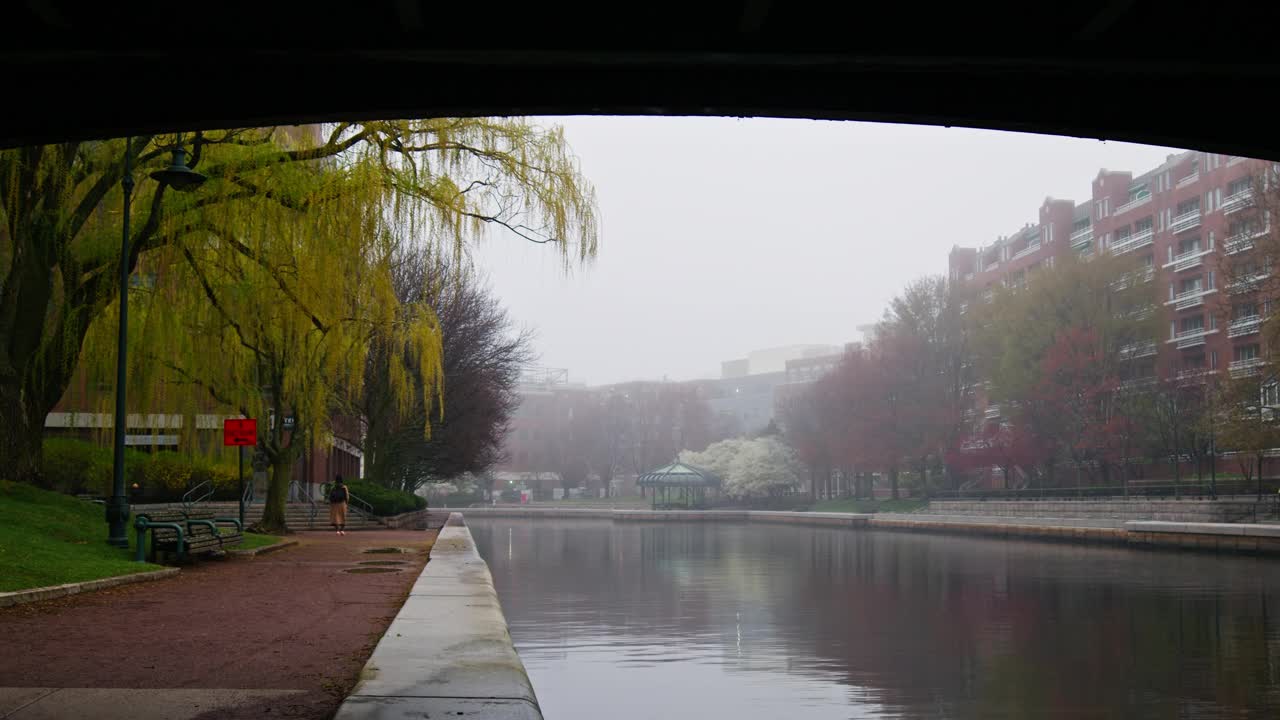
1010,243,1041,262
1163,247,1211,272
1166,287,1217,311
1170,209,1202,234
984,261,1000,272
963,272,974,282
1225,236,1255,255
1224,226,1266,255
1227,156,1247,167
1170,327,1217,349
984,405,1001,420
1229,357,1265,378
1228,272,1270,294
1119,341,1158,360
1112,267,1155,290
1069,227,1093,248
1176,367,1217,383
1176,172,1199,189
1114,194,1152,215
962,408,978,421
1127,305,1157,321
1222,190,1252,214
1228,315,1262,338
1111,228,1155,256
1119,377,1159,392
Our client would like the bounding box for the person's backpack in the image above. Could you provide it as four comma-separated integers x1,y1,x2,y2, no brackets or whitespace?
329,485,346,504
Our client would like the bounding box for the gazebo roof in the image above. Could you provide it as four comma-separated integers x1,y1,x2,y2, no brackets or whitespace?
637,461,722,488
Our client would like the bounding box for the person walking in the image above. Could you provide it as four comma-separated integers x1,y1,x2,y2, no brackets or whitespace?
329,475,350,536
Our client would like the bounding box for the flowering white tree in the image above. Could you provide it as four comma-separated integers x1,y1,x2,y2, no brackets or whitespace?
684,436,803,498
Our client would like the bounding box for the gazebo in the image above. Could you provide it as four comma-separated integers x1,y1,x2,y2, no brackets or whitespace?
637,461,721,510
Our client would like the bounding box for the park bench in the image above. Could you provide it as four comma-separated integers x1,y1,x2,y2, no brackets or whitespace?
134,508,243,563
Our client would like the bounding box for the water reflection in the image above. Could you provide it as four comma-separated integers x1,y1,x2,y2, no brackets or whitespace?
470,519,1280,719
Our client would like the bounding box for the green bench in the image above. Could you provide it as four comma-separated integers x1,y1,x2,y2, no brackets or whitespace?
134,508,244,563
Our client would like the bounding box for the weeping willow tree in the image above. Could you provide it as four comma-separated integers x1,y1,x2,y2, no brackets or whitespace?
2,120,598,530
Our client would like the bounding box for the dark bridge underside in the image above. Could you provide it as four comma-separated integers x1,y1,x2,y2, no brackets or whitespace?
6,1,1280,156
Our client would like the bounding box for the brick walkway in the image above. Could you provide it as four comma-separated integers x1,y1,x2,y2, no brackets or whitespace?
0,530,435,720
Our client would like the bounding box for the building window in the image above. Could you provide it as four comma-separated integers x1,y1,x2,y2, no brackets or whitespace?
1135,216,1154,233
1228,177,1252,197
1176,197,1200,215
1235,344,1260,363
1263,383,1280,407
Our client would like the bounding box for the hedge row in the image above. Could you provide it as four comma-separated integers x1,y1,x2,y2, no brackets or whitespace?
344,480,427,516
42,438,242,503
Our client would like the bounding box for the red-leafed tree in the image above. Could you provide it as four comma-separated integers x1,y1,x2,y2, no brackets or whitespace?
1029,327,1128,486
950,421,1045,490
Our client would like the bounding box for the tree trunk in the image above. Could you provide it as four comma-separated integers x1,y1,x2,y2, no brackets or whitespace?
0,382,47,484
259,454,294,532
1258,454,1265,502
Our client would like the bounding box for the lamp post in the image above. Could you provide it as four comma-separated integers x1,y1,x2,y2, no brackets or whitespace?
107,135,206,547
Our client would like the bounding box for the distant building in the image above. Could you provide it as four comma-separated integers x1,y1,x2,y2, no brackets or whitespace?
700,371,789,436
720,358,750,379
720,343,840,378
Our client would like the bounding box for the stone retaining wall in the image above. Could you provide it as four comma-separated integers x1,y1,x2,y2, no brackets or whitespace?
868,516,1128,545
334,512,542,719
441,507,1280,556
378,508,431,529
925,499,1276,523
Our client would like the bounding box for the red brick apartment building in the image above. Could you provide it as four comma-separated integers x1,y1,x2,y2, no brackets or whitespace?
949,152,1274,485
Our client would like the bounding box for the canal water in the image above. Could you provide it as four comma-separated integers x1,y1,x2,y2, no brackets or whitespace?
469,519,1280,719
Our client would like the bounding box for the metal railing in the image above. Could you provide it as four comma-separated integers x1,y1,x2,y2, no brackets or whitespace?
1176,172,1199,188
1110,228,1154,255
1168,286,1215,311
1228,315,1262,338
1169,209,1202,234
1069,226,1092,248
1114,193,1152,215
181,479,214,510
1222,190,1252,214
1010,243,1041,262
1171,327,1216,349
1165,247,1210,272
1229,357,1265,378
320,482,378,525
1175,367,1216,383
1119,341,1157,359
1228,272,1270,294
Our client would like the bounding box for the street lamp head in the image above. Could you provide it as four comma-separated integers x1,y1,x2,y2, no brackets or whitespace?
150,146,207,192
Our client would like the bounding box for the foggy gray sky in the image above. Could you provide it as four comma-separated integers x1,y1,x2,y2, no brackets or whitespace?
472,117,1180,386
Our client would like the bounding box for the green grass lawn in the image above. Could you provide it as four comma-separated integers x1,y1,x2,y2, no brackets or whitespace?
0,480,164,592
238,532,284,551
809,497,930,514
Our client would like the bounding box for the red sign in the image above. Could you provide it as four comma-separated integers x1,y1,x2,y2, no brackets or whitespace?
223,418,257,447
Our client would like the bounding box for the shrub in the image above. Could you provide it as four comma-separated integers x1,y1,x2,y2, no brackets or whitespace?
42,437,134,496
345,479,427,516
40,438,240,503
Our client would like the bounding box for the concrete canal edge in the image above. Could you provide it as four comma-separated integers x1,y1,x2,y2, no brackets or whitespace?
334,511,543,720
427,507,1280,555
